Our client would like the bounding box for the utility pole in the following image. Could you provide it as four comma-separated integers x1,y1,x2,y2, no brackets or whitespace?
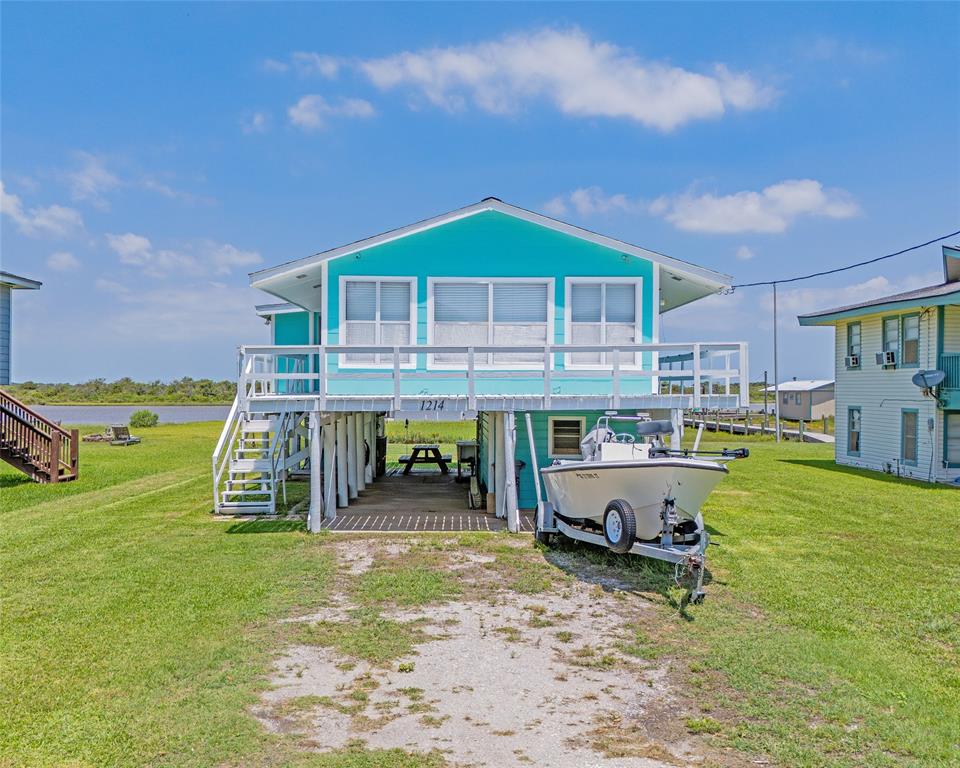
773,283,781,442
763,369,768,433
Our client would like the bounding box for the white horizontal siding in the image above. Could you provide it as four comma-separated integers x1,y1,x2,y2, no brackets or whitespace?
834,311,940,481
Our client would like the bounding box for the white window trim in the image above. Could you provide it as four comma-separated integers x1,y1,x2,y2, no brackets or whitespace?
563,277,644,370
426,276,555,370
548,415,586,459
338,275,418,370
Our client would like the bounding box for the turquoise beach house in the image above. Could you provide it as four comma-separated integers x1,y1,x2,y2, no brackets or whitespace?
214,198,748,530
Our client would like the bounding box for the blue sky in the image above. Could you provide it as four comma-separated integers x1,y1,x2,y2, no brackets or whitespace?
2,2,958,383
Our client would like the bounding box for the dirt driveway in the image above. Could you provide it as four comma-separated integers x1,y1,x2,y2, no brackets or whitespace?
255,534,740,768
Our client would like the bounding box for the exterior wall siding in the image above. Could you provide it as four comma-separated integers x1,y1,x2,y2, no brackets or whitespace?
0,286,10,385
323,210,657,398
834,312,942,481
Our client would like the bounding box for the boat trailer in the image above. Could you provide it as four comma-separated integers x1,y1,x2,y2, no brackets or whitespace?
523,412,713,603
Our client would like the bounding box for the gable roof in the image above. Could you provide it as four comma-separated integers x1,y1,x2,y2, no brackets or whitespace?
763,379,834,392
798,281,960,325
249,198,732,298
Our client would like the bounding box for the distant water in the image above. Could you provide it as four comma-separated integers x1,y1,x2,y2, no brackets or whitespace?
34,405,231,425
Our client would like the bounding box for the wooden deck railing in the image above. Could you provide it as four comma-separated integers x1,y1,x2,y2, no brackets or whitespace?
235,342,750,411
0,389,79,483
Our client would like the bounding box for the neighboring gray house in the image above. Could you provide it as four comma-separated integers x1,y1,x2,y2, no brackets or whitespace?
799,245,960,484
0,271,41,385
763,379,835,421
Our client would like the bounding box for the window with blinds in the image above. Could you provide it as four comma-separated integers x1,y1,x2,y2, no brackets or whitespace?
432,280,550,365
548,416,586,457
946,412,960,467
342,278,415,364
568,280,640,366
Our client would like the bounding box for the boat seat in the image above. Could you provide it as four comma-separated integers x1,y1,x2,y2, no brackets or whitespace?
635,420,674,436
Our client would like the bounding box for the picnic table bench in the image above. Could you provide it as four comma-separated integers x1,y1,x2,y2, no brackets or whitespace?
399,444,451,475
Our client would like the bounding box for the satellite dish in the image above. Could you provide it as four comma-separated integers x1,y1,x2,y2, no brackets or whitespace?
912,370,946,389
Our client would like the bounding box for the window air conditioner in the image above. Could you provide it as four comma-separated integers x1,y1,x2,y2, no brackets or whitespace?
876,350,897,367
845,354,860,368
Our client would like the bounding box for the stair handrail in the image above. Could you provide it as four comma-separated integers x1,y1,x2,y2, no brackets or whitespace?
211,394,242,513
0,389,71,438
0,389,79,481
268,401,291,510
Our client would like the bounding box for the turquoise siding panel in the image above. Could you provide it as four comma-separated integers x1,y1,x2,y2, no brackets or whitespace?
326,210,655,396
476,409,613,510
273,311,310,345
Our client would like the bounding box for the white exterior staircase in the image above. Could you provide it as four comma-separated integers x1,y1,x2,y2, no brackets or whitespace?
213,399,308,515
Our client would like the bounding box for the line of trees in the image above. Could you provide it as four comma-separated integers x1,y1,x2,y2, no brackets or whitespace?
8,378,235,404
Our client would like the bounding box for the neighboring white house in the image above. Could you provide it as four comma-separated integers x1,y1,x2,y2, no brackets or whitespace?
798,245,960,484
0,271,42,386
763,379,835,421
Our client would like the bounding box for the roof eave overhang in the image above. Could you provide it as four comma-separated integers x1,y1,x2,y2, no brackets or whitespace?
798,290,960,326
249,199,733,296
0,272,42,290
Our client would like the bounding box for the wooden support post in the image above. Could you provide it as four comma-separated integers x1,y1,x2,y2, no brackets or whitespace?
346,413,358,500
354,413,366,493
494,412,506,520
715,409,721,432
308,412,323,533
822,415,828,435
49,429,60,483
322,420,336,521
503,412,519,533
669,408,682,451
799,420,805,442
336,415,348,507
364,413,374,484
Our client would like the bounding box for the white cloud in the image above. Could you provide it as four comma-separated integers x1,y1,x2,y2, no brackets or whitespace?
203,241,262,275
262,57,290,73
735,245,755,261
46,251,80,271
762,271,942,321
100,282,265,343
288,95,376,131
0,181,84,238
65,152,120,210
241,111,270,134
542,186,640,218
649,179,860,234
106,232,261,278
359,27,777,131
291,52,341,78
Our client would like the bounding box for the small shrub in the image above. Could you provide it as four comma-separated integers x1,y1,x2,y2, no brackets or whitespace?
129,409,159,428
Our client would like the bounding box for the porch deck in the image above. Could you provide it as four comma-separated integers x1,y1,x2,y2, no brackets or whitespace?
320,472,535,532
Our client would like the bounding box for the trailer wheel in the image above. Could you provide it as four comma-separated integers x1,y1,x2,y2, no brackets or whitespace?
603,499,636,554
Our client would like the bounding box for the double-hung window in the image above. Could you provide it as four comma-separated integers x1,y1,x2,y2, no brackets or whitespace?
567,279,641,367
846,322,861,367
882,316,899,365
901,409,919,466
430,279,550,366
341,278,416,366
848,407,861,456
901,314,920,366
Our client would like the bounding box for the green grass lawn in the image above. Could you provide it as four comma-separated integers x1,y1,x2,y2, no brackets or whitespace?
2,423,957,767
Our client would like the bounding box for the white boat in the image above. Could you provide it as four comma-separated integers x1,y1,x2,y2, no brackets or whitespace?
532,415,747,601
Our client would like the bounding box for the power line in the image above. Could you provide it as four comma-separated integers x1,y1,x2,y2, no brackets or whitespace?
730,229,960,289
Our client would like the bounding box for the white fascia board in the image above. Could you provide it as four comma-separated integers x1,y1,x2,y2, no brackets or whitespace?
255,302,306,317
249,199,732,294
0,272,42,290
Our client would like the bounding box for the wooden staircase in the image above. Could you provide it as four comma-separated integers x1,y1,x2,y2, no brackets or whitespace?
0,389,79,483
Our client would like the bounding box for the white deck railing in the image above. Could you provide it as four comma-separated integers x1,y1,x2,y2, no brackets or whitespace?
235,342,749,411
